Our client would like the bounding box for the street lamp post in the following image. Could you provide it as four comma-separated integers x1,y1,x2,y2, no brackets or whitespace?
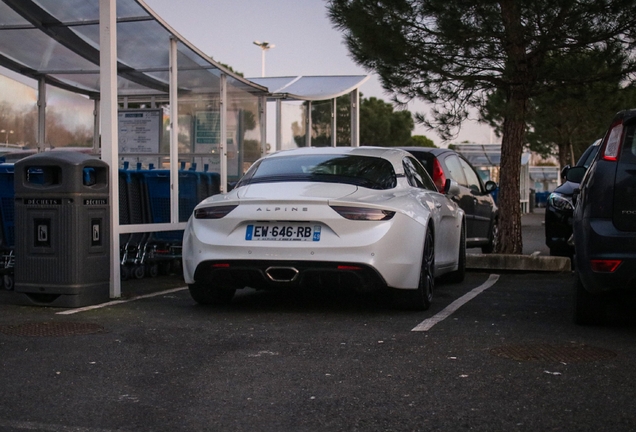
0,129,14,146
253,40,275,77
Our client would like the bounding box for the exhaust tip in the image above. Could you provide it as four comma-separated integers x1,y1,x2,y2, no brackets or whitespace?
265,266,299,283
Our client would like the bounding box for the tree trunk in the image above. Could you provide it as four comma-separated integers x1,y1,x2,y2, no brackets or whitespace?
497,91,526,254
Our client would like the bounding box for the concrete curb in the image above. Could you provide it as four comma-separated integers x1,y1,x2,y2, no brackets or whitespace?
467,254,571,272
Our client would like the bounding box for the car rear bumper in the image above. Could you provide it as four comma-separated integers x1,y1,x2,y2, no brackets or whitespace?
192,259,387,292
574,218,636,294
182,213,428,290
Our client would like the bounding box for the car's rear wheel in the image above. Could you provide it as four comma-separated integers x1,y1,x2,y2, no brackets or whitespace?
393,227,434,311
189,280,236,306
444,222,466,283
573,273,605,325
482,218,498,254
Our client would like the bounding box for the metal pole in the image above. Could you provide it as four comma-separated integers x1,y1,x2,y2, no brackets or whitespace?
350,89,359,147
276,99,282,151
305,101,312,147
259,95,267,157
169,37,179,222
99,0,121,297
37,77,46,152
331,98,337,147
92,98,100,154
220,74,228,193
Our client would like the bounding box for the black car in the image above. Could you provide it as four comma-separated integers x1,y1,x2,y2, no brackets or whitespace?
399,147,499,253
570,110,636,324
545,140,600,257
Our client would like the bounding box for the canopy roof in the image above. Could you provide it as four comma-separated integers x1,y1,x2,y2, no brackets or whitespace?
249,75,369,101
453,143,531,167
0,0,268,98
0,0,368,101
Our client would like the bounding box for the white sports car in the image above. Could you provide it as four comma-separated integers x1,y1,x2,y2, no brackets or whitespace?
182,146,466,310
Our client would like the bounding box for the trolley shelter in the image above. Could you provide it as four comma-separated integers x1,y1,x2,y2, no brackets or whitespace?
0,0,368,298
452,144,532,213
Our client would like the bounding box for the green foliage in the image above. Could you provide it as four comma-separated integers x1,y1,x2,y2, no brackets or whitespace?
409,135,436,148
360,97,414,147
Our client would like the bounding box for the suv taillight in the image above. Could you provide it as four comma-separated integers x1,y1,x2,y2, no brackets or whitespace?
602,123,623,161
432,158,447,192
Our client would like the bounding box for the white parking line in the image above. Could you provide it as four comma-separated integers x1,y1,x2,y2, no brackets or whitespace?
411,274,500,332
55,287,188,315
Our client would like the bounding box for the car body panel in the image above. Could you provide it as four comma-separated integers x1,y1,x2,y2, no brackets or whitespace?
545,140,601,256
573,112,636,296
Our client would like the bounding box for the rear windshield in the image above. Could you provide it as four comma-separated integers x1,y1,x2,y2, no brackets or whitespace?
405,151,436,178
236,154,397,190
620,124,636,164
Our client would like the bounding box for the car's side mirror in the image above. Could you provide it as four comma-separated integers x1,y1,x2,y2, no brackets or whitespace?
560,164,571,179
566,166,586,184
484,180,498,193
444,179,460,197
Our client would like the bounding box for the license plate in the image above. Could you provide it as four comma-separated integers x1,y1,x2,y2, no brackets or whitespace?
245,224,321,241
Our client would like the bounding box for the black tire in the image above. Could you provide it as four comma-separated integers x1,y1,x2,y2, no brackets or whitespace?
3,274,14,291
189,280,236,306
393,227,434,311
573,273,605,325
445,222,466,283
148,264,159,278
133,265,145,279
481,218,499,254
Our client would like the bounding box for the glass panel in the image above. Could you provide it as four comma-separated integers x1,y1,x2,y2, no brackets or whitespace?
0,2,30,26
0,74,37,149
444,154,468,186
459,157,483,193
335,94,351,147
45,85,94,149
280,100,304,150
0,29,97,72
34,0,148,22
310,100,332,147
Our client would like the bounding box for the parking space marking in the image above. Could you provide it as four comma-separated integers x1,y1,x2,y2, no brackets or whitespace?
56,287,188,315
411,274,500,332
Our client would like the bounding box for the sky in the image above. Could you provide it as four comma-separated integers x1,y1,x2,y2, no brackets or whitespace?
143,0,496,147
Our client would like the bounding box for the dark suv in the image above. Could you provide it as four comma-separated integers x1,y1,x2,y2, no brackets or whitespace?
570,110,636,324
545,140,600,257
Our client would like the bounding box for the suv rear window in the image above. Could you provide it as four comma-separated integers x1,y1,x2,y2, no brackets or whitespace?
620,124,636,163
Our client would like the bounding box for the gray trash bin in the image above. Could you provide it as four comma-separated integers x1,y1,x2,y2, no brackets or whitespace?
14,151,110,307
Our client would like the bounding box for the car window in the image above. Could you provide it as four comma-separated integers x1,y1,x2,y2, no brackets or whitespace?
403,157,437,191
459,157,482,193
443,154,467,186
236,154,397,190
620,124,636,163
577,141,601,168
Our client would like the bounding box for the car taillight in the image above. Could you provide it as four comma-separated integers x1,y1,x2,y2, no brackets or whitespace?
432,158,447,192
331,206,395,221
602,123,623,161
194,205,238,219
590,259,622,273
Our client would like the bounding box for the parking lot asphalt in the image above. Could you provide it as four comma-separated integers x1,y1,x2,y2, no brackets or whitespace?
467,206,571,272
2,269,636,432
